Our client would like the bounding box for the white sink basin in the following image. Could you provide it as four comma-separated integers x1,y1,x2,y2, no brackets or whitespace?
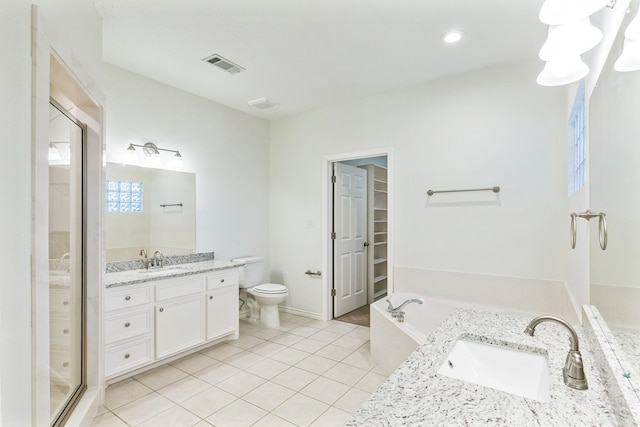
137,267,184,275
437,338,551,402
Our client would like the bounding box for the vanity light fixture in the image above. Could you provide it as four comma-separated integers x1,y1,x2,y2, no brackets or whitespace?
615,7,640,71
126,142,183,168
536,0,616,86
442,30,465,44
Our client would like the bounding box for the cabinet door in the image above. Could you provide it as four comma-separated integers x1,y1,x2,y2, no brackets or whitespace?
206,286,238,341
155,296,205,359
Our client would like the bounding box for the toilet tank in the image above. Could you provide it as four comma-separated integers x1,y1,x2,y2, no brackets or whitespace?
231,256,264,288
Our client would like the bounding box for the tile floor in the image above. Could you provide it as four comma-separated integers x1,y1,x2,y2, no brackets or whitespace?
91,313,389,427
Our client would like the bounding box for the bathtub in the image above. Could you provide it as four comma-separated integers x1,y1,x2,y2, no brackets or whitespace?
370,293,457,374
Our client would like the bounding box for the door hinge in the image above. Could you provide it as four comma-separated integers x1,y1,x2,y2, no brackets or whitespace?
331,288,336,297
331,232,336,240
331,174,336,183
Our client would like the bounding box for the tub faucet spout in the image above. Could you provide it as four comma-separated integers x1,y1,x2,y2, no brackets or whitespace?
524,315,588,390
391,298,423,322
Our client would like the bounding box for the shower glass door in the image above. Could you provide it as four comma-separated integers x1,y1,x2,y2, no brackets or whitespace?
48,100,86,425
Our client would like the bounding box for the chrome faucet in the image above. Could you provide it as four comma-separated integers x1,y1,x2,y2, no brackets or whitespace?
386,298,423,322
524,315,588,390
153,250,164,268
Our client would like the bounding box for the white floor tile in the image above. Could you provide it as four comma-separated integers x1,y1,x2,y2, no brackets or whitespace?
314,344,354,362
206,399,267,426
224,350,265,370
136,405,201,427
300,377,349,405
90,411,128,427
291,338,327,353
304,320,335,330
331,335,368,351
288,325,321,338
323,363,368,386
170,352,218,374
228,334,266,350
341,349,377,371
245,358,290,380
249,328,285,341
271,366,319,391
250,341,287,357
324,322,358,335
157,375,212,403
200,343,244,361
179,386,236,419
251,413,297,427
346,326,371,341
354,371,388,393
272,393,329,427
270,332,305,347
216,371,267,397
308,329,342,344
333,387,371,413
269,347,310,365
194,362,241,385
111,393,175,426
309,406,352,427
274,321,301,332
94,405,109,417
134,364,189,390
243,382,296,411
104,379,153,410
295,354,337,375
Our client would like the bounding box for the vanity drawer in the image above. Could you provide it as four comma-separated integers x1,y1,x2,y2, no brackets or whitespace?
105,337,153,378
206,269,239,290
105,308,153,344
155,276,204,301
105,286,152,312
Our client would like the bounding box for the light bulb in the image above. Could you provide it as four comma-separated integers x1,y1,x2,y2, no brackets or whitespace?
539,19,602,61
539,0,608,25
614,39,640,71
537,57,589,86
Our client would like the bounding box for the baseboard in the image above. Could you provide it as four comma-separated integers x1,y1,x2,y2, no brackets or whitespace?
591,283,640,331
278,305,324,321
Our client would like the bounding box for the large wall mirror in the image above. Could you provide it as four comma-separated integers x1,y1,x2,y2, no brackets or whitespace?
106,163,195,261
589,1,640,379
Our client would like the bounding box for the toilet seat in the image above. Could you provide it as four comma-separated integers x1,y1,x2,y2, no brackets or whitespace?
251,283,288,295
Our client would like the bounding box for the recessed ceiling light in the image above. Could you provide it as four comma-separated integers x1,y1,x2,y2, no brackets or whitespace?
442,30,465,44
248,97,278,109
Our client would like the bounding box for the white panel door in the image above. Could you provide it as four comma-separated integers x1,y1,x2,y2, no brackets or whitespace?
333,163,368,317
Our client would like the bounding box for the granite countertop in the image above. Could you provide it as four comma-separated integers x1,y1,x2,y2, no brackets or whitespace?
347,308,617,426
105,259,243,288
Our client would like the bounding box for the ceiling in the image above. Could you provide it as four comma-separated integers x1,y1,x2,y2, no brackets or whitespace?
93,0,547,120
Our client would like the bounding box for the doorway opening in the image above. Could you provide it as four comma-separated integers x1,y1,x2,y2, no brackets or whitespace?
324,151,392,326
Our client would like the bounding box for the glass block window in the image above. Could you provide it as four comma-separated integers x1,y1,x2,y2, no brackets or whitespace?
568,80,586,195
106,180,143,212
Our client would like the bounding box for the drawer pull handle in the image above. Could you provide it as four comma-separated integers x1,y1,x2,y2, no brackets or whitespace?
220,278,225,283
124,353,130,359
125,296,131,301
63,301,69,306
63,362,69,368
209,296,214,300
124,322,131,327
159,307,164,312
63,329,69,334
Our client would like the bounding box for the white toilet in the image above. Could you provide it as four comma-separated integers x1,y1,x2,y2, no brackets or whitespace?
232,256,288,328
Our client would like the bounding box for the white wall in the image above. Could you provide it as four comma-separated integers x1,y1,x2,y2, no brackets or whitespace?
103,64,270,263
270,60,569,318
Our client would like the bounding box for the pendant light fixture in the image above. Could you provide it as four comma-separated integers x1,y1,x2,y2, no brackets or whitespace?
539,0,609,25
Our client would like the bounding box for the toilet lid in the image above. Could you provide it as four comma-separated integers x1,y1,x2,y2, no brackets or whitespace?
252,283,288,294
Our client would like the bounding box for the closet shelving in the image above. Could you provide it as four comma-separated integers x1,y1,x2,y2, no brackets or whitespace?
362,164,388,303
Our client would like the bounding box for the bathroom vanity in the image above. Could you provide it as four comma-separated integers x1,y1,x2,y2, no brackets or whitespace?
104,259,241,380
347,308,631,426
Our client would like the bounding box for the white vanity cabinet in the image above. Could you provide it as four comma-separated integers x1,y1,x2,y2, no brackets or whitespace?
104,284,154,378
104,266,239,380
206,269,239,341
155,276,205,358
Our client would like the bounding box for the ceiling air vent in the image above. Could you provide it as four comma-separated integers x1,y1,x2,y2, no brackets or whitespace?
202,54,245,74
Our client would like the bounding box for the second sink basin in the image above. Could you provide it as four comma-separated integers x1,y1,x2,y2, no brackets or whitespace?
437,338,551,402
